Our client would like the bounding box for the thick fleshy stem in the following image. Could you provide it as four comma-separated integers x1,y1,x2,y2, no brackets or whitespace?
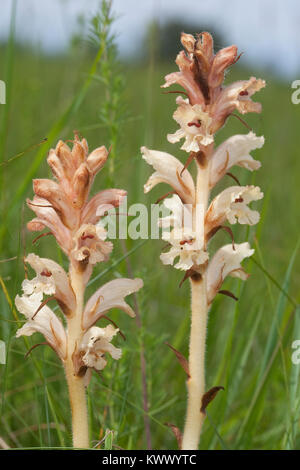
182,147,212,450
64,265,89,448
182,276,208,449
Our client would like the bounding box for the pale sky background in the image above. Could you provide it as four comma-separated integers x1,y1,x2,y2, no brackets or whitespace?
0,0,299,78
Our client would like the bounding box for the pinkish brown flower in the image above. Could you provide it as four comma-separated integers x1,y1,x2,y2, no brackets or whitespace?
162,32,265,133
27,133,126,269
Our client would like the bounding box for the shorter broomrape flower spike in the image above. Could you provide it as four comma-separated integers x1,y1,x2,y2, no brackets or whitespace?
15,133,143,449
142,31,265,450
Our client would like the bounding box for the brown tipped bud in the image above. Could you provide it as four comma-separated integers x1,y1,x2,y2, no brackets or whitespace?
72,141,86,168
81,138,89,155
196,32,214,62
55,140,71,160
181,32,195,54
86,146,108,175
55,140,75,179
208,45,238,88
47,149,64,181
72,163,90,208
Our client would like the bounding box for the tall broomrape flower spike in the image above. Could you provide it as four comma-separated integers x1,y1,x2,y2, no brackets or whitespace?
141,32,265,449
15,133,143,448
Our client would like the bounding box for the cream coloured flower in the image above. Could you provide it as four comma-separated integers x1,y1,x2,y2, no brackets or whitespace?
167,97,213,151
205,185,263,234
15,292,67,359
209,132,264,188
206,242,254,305
22,269,55,296
161,227,208,271
158,195,208,271
72,223,113,266
83,278,143,330
79,325,121,371
23,253,76,315
141,146,195,204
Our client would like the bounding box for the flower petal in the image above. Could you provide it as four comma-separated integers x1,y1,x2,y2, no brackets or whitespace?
25,253,76,315
158,194,185,229
141,147,195,204
81,189,127,225
208,45,238,88
86,146,108,175
83,278,143,330
206,242,254,305
162,51,205,105
27,196,72,254
33,179,77,228
209,132,264,188
211,77,266,132
15,293,67,359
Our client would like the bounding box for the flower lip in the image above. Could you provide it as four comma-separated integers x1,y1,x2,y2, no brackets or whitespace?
205,185,263,233
77,325,122,373
167,97,213,152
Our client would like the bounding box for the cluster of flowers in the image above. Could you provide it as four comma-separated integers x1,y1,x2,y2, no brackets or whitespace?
14,31,266,450
16,134,143,383
141,32,265,297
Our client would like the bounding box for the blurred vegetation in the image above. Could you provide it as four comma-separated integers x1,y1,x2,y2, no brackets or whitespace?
0,1,299,451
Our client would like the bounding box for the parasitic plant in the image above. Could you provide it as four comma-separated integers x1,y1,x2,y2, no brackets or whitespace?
141,32,265,449
15,133,143,448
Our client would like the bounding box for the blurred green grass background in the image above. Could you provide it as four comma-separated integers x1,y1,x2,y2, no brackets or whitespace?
0,4,299,450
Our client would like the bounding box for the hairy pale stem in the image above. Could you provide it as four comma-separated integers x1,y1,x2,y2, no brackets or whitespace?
64,266,89,448
182,151,211,450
